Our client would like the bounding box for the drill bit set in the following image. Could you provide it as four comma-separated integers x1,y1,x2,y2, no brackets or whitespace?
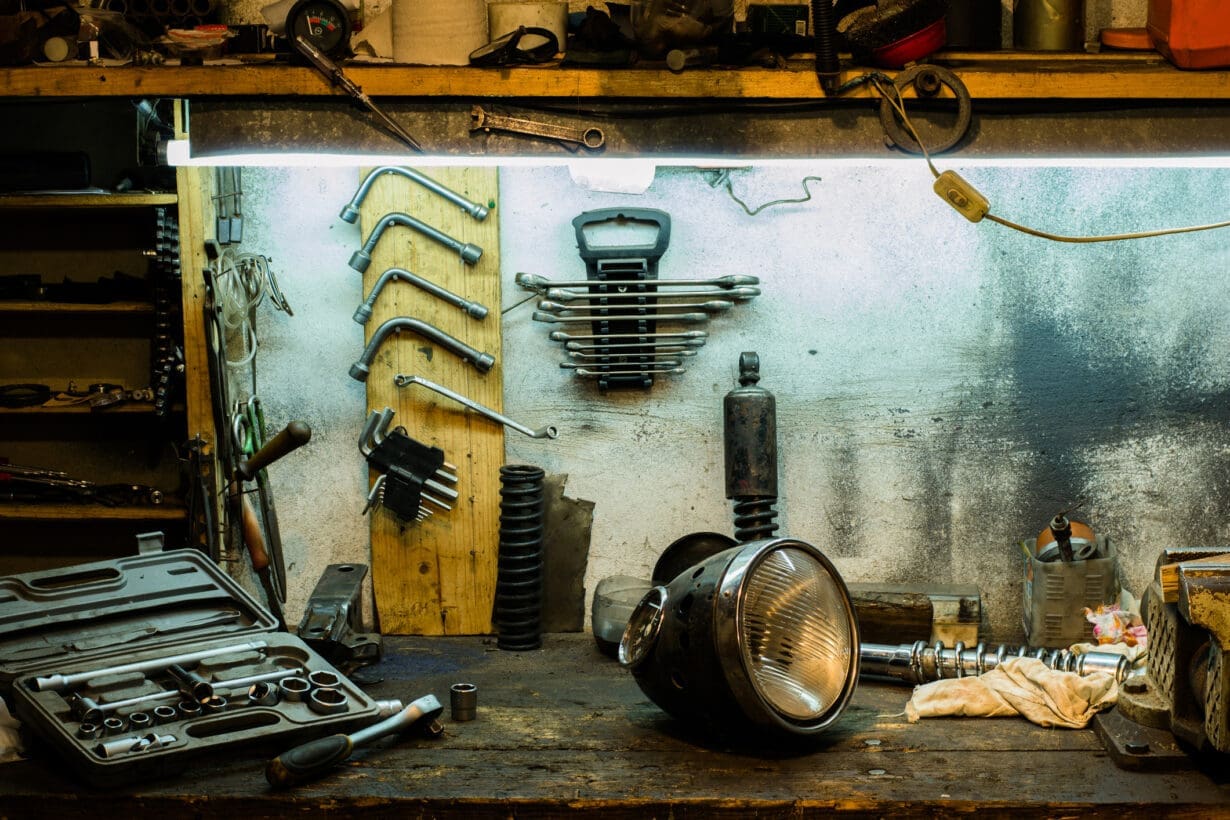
520,208,761,389
0,552,393,785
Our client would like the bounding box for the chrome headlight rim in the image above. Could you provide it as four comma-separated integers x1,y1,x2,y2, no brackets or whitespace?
618,585,670,670
714,537,860,734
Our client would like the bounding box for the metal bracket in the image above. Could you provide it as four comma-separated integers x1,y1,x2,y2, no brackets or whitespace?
296,563,383,671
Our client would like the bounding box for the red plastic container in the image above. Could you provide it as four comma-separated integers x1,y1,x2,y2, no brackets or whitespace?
1148,0,1230,68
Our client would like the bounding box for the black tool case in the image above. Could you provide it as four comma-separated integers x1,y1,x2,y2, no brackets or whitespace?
0,551,385,786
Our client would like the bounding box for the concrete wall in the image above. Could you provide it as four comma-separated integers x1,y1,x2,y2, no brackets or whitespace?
240,161,1230,641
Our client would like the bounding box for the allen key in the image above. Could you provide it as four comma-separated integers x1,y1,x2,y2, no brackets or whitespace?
517,272,759,291
545,286,760,302
537,299,733,313
532,311,709,324
549,330,708,343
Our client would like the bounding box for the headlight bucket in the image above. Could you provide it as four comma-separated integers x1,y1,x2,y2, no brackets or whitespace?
620,536,859,739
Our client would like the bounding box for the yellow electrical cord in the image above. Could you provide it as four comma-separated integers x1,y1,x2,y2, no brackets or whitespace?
869,74,1230,244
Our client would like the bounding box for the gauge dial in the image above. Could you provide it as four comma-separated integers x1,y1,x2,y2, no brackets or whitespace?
286,0,351,59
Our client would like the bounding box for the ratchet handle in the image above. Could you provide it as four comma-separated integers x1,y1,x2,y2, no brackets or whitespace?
237,421,312,481
266,733,354,788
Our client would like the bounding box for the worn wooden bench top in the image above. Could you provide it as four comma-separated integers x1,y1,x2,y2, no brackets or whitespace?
2,634,1226,817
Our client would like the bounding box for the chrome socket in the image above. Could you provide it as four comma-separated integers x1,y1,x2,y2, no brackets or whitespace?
128,712,152,731
201,695,227,714
152,705,179,725
450,683,477,722
77,722,102,740
308,687,349,716
280,676,311,702
307,670,341,690
177,699,202,719
102,716,127,736
247,681,281,707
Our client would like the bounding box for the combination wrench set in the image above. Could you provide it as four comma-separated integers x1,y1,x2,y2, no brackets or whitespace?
521,208,761,389
1,552,396,786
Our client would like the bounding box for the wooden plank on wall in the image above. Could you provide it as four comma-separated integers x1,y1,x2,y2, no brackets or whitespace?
360,167,502,635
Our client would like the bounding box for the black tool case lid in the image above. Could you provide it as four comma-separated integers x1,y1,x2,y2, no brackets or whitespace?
0,550,277,697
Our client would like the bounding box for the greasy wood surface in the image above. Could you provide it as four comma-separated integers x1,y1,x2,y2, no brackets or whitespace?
0,301,153,314
361,167,502,635
3,56,1230,100
0,502,185,521
1,635,1225,817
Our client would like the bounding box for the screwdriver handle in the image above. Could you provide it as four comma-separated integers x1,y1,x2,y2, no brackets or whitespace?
240,494,269,571
266,734,354,788
236,420,311,481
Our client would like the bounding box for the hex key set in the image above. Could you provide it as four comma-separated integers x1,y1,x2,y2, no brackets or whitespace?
519,208,761,389
0,552,391,786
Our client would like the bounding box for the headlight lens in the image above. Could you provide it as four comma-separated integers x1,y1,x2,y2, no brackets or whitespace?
739,546,855,721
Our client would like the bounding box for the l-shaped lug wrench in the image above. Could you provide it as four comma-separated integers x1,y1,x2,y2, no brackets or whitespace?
355,267,489,325
394,374,558,440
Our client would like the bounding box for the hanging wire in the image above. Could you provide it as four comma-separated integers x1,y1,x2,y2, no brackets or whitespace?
716,170,826,217
864,72,1230,243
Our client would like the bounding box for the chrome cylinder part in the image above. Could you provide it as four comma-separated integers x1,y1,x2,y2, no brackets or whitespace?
177,699,202,719
340,166,489,225
201,695,227,714
307,670,341,690
77,722,103,740
450,683,478,721
102,716,127,736
280,676,311,702
128,712,153,730
167,663,213,701
860,640,1131,684
248,681,281,707
308,687,350,716
152,705,178,725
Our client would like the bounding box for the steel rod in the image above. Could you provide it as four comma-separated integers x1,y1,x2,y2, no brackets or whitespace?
35,641,269,692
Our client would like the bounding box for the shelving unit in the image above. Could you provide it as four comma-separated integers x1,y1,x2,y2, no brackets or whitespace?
0,112,191,570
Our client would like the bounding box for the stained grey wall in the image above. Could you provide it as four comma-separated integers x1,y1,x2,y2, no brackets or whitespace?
240,161,1230,641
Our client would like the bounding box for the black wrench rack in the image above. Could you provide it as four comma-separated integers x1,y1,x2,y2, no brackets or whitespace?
571,208,671,390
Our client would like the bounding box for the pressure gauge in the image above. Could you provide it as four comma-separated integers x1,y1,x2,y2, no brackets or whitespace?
285,0,351,59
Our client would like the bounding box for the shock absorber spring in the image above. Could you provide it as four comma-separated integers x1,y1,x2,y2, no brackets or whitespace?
495,464,546,651
724,352,779,542
860,640,1131,685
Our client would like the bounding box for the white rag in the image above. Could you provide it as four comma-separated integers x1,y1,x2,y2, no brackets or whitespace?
905,656,1118,729
0,697,23,763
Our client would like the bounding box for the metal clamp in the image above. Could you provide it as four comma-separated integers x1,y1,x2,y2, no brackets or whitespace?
395,374,558,440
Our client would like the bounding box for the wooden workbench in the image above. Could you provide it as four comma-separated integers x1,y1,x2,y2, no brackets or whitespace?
1,635,1226,817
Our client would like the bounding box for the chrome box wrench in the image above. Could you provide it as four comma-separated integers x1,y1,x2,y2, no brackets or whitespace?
471,105,605,151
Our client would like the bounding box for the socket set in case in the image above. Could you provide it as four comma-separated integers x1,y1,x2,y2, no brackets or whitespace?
0,551,390,786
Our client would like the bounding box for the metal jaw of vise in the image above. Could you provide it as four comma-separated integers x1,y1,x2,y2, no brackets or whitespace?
359,408,459,522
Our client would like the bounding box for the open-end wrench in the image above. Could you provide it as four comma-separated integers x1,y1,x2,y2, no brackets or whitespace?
533,311,709,324
545,286,760,302
538,299,733,314
471,106,605,151
518,273,759,291
394,374,558,440
573,367,686,377
565,340,704,351
550,330,708,343
566,349,696,360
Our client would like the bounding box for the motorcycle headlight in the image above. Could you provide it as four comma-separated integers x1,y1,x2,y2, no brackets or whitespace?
620,536,858,738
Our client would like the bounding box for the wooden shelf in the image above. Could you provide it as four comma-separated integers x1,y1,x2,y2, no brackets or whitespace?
2,53,1229,101
0,300,154,315
0,503,185,522
0,193,177,208
0,403,182,415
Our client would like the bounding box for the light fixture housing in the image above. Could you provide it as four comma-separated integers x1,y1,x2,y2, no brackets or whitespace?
620,536,859,739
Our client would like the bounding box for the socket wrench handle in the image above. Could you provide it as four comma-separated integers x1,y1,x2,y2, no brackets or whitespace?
395,374,558,440
266,693,443,788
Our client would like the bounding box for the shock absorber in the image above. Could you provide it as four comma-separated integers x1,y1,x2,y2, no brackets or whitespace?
724,352,779,542
494,464,546,651
860,640,1131,685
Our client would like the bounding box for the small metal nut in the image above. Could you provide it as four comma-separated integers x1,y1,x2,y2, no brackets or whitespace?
280,676,311,702
307,670,341,690
201,695,227,714
248,681,281,707
177,699,202,719
128,712,152,730
308,687,349,716
450,683,477,722
77,722,102,740
102,716,128,736
152,705,178,725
